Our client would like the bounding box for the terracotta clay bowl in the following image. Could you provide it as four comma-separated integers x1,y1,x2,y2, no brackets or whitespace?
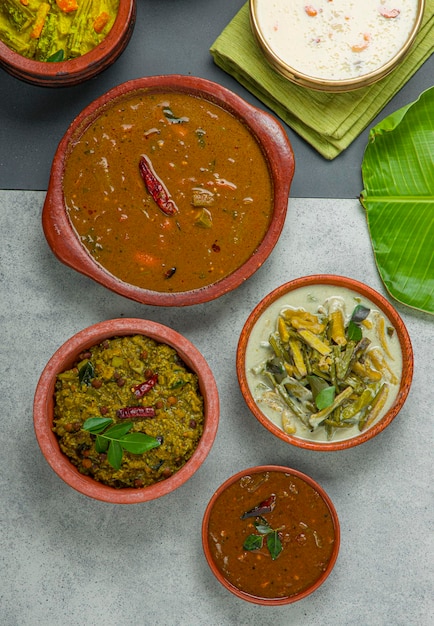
237,275,413,451
202,465,340,605
42,75,295,306
0,0,136,87
33,318,219,503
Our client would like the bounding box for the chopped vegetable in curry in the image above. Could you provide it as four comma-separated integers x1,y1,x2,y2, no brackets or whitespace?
0,0,119,61
248,290,402,441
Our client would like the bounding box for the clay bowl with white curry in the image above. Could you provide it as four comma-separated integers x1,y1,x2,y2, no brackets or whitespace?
33,318,220,503
236,275,413,451
42,74,295,306
0,0,136,87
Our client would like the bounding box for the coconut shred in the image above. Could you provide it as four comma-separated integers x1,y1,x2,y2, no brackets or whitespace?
254,0,419,80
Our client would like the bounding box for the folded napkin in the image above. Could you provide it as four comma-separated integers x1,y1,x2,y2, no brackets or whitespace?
210,2,434,159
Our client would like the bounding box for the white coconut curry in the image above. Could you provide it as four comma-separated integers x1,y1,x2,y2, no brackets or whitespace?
245,284,402,443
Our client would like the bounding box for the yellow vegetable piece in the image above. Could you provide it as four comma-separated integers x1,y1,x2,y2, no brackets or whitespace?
277,316,290,343
30,3,50,39
367,348,398,385
288,338,307,378
330,309,347,346
282,412,297,434
360,384,389,431
297,329,331,356
352,360,382,382
376,315,394,359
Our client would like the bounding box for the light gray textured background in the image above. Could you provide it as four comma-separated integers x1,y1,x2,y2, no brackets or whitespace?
0,191,432,626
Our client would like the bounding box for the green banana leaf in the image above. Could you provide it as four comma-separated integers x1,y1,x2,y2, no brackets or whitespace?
360,86,434,315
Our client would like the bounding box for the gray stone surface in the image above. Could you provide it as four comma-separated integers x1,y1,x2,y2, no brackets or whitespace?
0,191,432,626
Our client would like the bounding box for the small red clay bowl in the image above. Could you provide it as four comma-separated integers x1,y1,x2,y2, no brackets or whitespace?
0,1,136,87
202,465,340,605
42,74,295,306
33,318,219,503
236,275,413,451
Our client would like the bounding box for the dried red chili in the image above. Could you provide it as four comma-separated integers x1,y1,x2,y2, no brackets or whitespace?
241,494,277,519
132,373,158,398
116,406,156,419
139,155,179,216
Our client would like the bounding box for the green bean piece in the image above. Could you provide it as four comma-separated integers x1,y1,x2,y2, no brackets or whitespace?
335,341,356,380
269,332,289,363
359,384,389,431
276,384,310,426
0,0,35,30
282,376,313,402
308,386,354,430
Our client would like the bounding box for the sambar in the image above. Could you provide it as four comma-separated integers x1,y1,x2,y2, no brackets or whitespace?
63,89,273,293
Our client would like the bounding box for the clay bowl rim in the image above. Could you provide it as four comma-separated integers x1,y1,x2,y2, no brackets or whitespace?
236,274,414,451
202,464,340,605
249,0,426,92
33,318,220,504
0,0,136,87
42,74,295,307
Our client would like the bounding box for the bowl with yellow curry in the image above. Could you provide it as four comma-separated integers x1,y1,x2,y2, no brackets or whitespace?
33,318,220,503
237,275,413,451
0,0,136,86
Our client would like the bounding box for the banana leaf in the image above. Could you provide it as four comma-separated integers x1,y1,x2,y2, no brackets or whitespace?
360,86,434,315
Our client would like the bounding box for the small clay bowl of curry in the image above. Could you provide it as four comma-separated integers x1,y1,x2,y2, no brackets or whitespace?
33,318,219,503
42,75,295,306
0,1,136,87
202,465,340,604
237,275,413,451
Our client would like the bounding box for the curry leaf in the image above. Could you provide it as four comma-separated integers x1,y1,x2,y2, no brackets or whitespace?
46,49,65,62
82,417,112,434
243,534,264,551
82,418,161,470
315,386,336,410
267,531,283,561
95,434,109,453
120,433,162,454
347,321,362,342
78,361,95,386
108,440,123,471
351,305,370,324
360,86,434,314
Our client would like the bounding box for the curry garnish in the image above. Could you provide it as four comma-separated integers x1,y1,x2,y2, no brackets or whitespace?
82,417,161,471
243,515,283,561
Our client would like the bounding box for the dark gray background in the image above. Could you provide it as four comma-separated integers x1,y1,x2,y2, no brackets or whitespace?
0,0,432,197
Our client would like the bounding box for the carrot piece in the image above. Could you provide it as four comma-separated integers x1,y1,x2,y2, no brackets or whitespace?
94,12,110,34
20,0,29,6
30,3,50,39
305,5,318,17
55,0,79,12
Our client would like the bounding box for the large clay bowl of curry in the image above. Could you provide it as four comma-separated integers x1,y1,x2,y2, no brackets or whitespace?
42,75,295,306
33,318,220,504
0,0,136,87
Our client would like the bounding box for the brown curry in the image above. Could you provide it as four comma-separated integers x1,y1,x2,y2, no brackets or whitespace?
62,90,273,293
206,470,337,600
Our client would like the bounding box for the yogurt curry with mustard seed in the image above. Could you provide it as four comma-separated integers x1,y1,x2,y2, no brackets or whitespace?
53,335,204,488
62,90,273,293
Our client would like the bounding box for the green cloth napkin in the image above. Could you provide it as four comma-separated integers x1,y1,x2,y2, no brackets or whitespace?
210,2,434,159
